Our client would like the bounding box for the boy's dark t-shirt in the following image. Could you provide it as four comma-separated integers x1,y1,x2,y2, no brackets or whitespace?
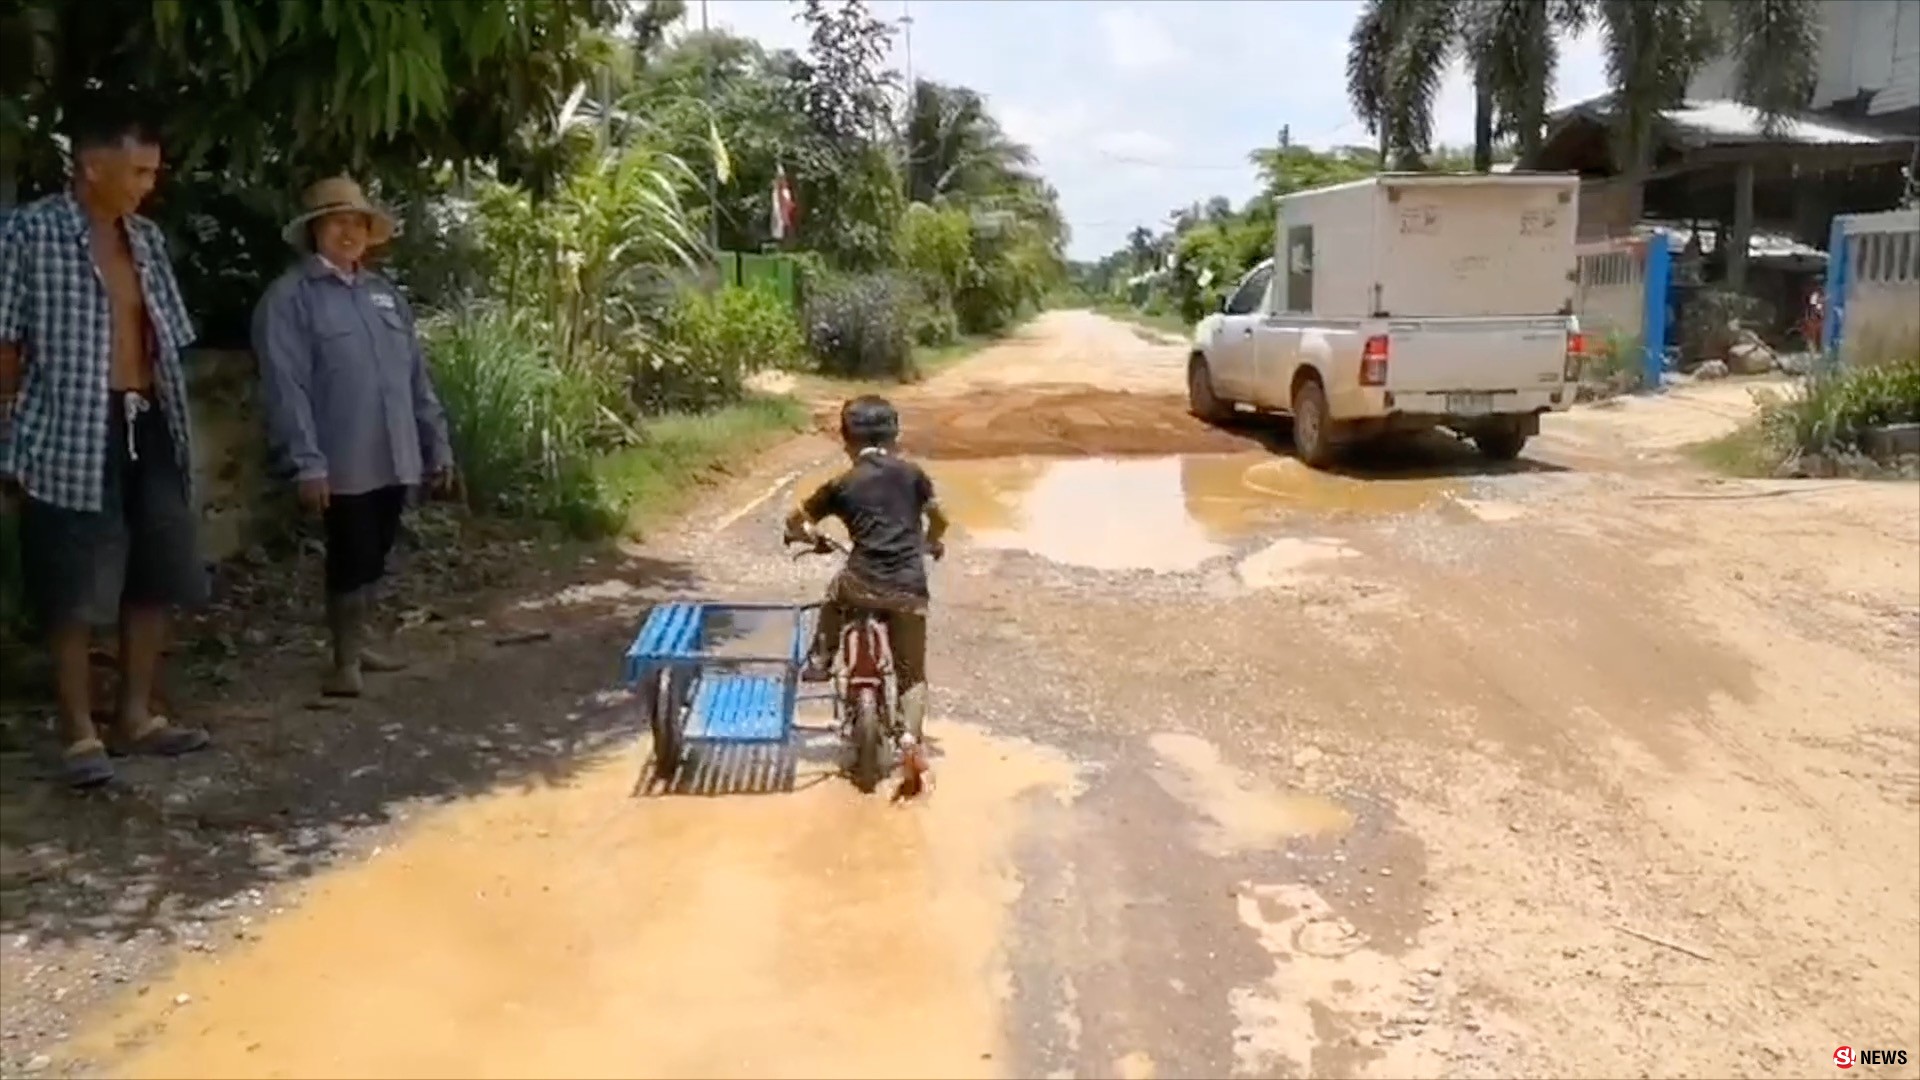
803,451,936,600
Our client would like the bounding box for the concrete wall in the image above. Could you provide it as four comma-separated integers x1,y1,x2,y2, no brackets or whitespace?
1575,238,1647,345
1839,209,1920,366
181,350,285,562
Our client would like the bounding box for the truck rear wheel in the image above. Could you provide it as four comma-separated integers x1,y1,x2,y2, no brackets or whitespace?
1473,421,1530,461
1291,377,1337,468
1188,357,1232,424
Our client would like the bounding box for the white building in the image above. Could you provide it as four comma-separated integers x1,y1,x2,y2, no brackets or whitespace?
1688,0,1920,134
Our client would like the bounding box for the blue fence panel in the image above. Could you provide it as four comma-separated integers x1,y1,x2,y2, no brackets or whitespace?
1824,216,1849,359
1640,232,1671,389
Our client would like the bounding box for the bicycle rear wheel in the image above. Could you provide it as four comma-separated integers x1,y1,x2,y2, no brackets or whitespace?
649,667,686,784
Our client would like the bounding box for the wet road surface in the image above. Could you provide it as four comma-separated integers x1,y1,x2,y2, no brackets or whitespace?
55,312,1920,1078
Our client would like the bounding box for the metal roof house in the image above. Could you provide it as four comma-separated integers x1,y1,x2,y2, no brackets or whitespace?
1688,0,1920,137
1519,95,1915,291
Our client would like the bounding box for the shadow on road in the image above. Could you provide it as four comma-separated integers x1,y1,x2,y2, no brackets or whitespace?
1226,415,1572,480
0,539,702,946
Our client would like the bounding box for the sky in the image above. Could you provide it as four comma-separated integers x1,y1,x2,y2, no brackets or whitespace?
697,0,1615,260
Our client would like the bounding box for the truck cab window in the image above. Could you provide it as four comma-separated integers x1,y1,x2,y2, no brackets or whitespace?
1285,226,1314,313
1226,264,1273,315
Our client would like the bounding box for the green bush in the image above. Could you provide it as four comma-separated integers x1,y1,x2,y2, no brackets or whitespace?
895,204,971,297
1760,355,1920,456
649,285,805,412
423,307,626,537
804,272,919,380
1579,330,1644,394
909,294,959,347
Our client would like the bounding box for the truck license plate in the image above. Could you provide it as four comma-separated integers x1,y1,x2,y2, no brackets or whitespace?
1446,393,1494,416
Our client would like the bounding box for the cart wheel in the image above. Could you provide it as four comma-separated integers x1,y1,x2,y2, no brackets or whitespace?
649,667,687,785
850,686,886,794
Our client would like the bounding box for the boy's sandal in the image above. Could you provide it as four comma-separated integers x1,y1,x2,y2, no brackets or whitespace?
110,717,211,758
62,739,115,789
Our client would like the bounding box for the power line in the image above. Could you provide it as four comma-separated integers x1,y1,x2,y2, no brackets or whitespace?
1090,149,1253,172
1081,117,1372,173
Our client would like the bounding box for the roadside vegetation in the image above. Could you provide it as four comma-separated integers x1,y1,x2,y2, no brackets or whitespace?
1,0,1067,645
1693,355,1920,478
1577,331,1648,400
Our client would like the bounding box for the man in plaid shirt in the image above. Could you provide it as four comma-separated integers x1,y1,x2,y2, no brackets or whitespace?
0,103,212,787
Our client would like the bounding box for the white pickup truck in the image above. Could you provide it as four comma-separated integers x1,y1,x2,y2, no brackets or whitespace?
1188,173,1586,465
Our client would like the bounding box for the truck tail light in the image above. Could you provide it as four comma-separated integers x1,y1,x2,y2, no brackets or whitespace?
1360,335,1390,387
1564,331,1588,382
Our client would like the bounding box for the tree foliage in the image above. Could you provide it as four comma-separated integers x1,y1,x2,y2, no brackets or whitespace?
3,0,625,195
793,0,897,147
1,0,635,343
623,5,1065,338
904,81,1037,205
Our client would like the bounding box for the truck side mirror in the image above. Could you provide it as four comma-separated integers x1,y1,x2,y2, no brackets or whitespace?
1218,294,1231,313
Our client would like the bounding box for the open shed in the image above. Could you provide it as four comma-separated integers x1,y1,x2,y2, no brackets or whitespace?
1523,96,1914,290
1528,96,1914,353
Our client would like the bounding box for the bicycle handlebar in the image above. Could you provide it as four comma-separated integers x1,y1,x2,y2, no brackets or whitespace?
786,533,849,558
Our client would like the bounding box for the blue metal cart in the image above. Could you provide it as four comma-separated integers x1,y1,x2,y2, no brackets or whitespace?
624,601,825,784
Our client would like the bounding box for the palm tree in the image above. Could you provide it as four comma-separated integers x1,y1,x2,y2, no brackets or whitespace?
1126,226,1157,274
1347,0,1822,177
902,79,1036,205
1594,0,1820,171
1347,0,1588,172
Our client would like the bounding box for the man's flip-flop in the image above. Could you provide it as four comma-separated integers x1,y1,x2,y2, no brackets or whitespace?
111,718,211,758
62,739,115,789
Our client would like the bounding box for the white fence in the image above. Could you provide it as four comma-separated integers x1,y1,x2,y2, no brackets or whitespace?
1574,237,1648,347
1832,208,1920,365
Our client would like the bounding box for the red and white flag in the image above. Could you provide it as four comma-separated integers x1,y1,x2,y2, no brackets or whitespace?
771,165,797,241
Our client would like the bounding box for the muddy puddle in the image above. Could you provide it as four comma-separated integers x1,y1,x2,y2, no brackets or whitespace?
74,724,1078,1079
1148,732,1353,855
794,454,1457,574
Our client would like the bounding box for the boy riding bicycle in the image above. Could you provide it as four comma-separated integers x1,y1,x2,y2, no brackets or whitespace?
783,396,949,748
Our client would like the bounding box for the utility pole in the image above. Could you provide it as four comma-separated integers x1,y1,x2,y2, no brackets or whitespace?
702,0,719,252
902,0,915,97
900,0,915,200
1279,125,1290,153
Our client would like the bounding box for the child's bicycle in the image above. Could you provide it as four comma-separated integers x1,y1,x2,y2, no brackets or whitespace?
788,532,930,798
623,536,930,798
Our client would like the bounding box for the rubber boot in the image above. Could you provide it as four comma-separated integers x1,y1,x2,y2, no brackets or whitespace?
322,590,367,698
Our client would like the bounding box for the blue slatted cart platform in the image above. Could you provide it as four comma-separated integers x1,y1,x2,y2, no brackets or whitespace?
624,601,827,784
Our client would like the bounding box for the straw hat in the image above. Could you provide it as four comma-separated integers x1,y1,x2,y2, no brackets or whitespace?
282,175,398,249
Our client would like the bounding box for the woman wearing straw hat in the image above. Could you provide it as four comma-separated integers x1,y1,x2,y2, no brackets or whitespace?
252,176,455,697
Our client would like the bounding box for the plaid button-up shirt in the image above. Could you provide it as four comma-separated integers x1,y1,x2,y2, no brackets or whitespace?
0,192,197,512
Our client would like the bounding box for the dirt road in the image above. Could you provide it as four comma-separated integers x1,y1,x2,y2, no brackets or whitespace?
13,310,1920,1078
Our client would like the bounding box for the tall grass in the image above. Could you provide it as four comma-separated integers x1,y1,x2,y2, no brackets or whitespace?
599,396,809,537
424,307,628,536
425,305,813,538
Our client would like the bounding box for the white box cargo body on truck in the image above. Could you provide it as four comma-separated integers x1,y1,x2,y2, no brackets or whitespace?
1187,173,1586,465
